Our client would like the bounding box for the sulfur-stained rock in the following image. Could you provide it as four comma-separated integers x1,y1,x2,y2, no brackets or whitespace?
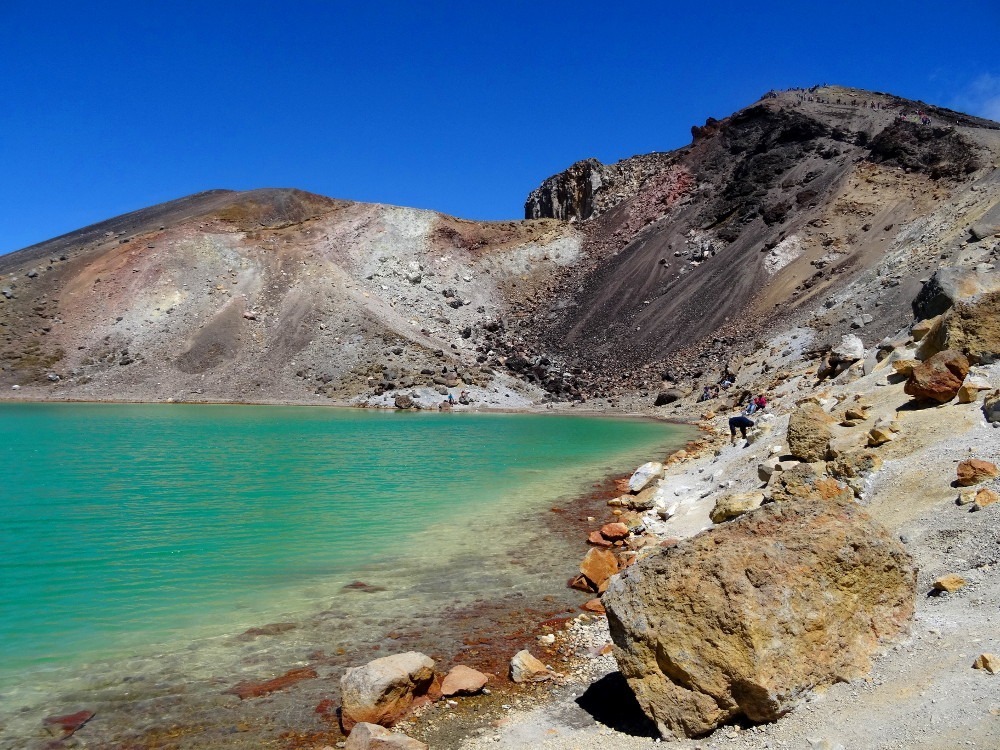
579,548,619,591
787,403,834,462
340,652,435,731
603,498,916,739
910,317,939,342
973,653,999,674
904,349,970,403
892,359,919,377
956,459,1000,486
956,488,978,505
509,650,550,683
710,492,765,523
765,463,852,505
957,377,991,404
629,462,664,492
971,487,999,511
931,574,966,593
345,722,428,750
440,665,488,697
933,291,1000,365
827,451,883,497
867,427,896,447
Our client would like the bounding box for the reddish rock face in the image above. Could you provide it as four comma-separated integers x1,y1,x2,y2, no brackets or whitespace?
956,458,1000,486
904,349,970,403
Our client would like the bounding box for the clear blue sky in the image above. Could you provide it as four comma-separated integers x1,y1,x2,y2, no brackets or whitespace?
2,1,999,254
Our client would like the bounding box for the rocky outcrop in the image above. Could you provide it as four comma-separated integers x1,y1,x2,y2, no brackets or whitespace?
827,450,883,497
786,403,833,461
932,292,1000,365
913,269,1000,319
904,349,969,403
604,498,916,739
524,154,673,221
340,652,436,731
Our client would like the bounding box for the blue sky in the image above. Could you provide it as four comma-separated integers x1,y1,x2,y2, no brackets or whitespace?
2,1,999,254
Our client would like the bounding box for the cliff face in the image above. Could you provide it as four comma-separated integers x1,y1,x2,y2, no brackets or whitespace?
2,85,999,407
520,85,1000,392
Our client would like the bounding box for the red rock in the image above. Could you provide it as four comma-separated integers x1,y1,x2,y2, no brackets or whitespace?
904,349,970,403
587,530,613,547
43,710,94,737
600,522,630,541
583,598,606,614
957,458,1000,486
441,665,489,696
226,666,318,699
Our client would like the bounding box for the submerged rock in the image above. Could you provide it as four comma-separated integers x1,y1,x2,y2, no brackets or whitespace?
604,498,915,738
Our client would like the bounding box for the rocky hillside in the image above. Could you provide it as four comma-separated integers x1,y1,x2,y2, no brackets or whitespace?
2,85,999,408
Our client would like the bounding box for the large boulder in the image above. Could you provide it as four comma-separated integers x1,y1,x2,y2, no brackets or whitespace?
912,268,1000,319
340,652,435,731
345,723,428,750
904,349,969,403
603,499,916,739
931,291,1000,364
786,403,833,462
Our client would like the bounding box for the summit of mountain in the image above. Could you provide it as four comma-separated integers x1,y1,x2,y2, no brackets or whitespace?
1,84,999,407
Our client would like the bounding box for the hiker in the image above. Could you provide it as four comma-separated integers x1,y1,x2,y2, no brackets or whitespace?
698,386,712,403
729,412,755,444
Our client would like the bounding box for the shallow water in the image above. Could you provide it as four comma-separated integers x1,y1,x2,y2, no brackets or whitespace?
0,403,690,746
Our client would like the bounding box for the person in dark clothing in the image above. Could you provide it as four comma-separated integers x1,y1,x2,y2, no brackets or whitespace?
729,414,755,444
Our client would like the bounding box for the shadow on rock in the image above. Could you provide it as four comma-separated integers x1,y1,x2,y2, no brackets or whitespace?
574,671,659,737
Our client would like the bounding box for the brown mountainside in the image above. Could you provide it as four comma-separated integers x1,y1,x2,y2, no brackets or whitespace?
2,84,999,407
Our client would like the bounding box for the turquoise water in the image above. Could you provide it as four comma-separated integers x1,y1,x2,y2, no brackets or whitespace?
0,403,687,691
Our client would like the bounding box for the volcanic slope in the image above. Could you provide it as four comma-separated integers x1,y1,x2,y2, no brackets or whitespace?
523,84,1000,395
2,84,1000,407
0,188,578,404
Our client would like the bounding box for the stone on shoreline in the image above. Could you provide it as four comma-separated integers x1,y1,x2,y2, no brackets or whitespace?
604,498,916,739
573,547,619,593
345,722,428,750
510,650,550,683
440,665,488,697
340,652,435,731
628,462,664,492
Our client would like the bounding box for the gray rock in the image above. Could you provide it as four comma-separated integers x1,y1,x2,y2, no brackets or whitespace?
970,223,998,241
1,288,13,299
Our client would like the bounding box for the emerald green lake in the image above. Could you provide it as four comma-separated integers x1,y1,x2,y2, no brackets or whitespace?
0,403,689,709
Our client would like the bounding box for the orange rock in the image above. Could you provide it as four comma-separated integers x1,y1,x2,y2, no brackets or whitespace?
932,574,966,593
580,548,619,590
583,598,606,614
973,487,999,510
904,349,970,403
587,530,613,547
600,522,630,541
956,459,1000,486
